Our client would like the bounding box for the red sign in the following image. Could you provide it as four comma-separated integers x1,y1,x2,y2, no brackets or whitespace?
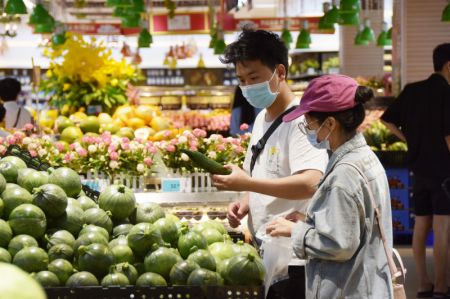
150,12,334,35
65,23,140,35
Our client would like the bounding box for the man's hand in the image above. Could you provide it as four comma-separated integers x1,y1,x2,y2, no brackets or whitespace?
266,218,295,237
285,211,306,222
227,200,249,228
212,165,251,192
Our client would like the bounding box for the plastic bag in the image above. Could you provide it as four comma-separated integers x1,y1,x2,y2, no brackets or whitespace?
260,235,294,296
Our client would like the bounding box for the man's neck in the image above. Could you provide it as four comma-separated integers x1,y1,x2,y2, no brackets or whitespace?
436,71,450,83
265,84,296,122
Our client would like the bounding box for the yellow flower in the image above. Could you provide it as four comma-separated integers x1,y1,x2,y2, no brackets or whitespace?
46,70,53,78
63,83,71,91
110,79,119,87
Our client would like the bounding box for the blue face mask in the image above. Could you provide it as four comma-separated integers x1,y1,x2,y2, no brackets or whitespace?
240,70,280,109
305,120,333,150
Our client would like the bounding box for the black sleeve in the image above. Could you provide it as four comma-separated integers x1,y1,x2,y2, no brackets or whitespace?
381,86,408,127
444,87,450,137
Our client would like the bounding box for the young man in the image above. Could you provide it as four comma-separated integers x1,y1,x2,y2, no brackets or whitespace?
212,30,328,244
382,43,450,298
0,78,32,129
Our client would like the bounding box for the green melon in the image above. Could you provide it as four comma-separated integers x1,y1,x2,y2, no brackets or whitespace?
51,205,85,236
79,224,109,240
13,246,49,273
8,204,46,239
32,271,60,287
1,186,32,218
48,167,82,198
83,208,113,234
111,245,135,264
1,157,26,170
111,262,138,285
144,247,182,280
98,185,136,220
136,272,167,287
65,272,99,287
0,247,12,263
48,244,74,262
32,184,68,218
127,223,164,258
77,243,114,279
48,258,74,285
77,195,98,211
131,202,165,224
169,260,200,285
17,170,48,193
8,234,38,257
0,263,46,299
0,162,19,183
187,268,224,287
45,230,75,250
0,219,12,248
187,249,216,271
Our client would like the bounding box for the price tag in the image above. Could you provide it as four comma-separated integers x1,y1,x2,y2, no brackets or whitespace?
161,178,182,192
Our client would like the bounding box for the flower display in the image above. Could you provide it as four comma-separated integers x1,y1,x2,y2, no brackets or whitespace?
40,34,143,113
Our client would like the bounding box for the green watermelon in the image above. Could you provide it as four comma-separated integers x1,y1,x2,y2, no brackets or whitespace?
65,272,99,287
232,241,259,257
0,219,12,248
83,208,113,234
225,253,265,286
109,235,128,248
77,243,114,278
2,156,27,169
79,224,109,240
48,259,74,285
0,247,12,263
98,185,136,220
101,273,129,287
45,230,75,250
13,246,49,273
127,223,164,258
77,195,97,211
48,244,74,262
111,262,138,284
17,170,48,193
0,263,46,299
144,247,182,280
187,268,224,287
112,223,134,238
52,205,85,236
0,162,19,183
153,217,179,247
201,228,224,245
74,232,108,257
169,260,200,285
111,245,135,264
48,167,82,198
8,204,46,239
67,197,82,209
131,202,165,224
32,184,68,218
0,173,6,194
1,186,32,218
208,236,238,262
178,226,208,259
32,271,60,287
187,249,216,271
0,198,4,218
136,272,167,287
8,234,38,257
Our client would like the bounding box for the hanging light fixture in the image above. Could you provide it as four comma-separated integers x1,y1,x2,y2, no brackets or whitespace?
339,0,360,25
213,28,226,55
209,26,217,49
319,3,335,30
29,3,52,25
296,21,311,49
197,53,205,68
377,21,392,46
360,18,375,42
5,0,27,15
121,15,140,28
138,28,152,48
281,20,293,48
326,0,340,24
354,24,369,45
442,1,450,22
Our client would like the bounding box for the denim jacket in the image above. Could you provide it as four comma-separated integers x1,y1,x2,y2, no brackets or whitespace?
291,133,394,299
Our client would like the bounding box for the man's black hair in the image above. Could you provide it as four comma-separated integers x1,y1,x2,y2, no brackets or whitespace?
0,78,21,102
220,29,289,77
433,43,450,72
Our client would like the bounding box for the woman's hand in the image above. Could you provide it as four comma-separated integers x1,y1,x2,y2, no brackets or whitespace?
266,218,295,237
212,165,251,192
285,211,306,222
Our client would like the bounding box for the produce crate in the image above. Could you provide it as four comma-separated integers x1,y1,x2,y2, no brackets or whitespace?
44,285,264,299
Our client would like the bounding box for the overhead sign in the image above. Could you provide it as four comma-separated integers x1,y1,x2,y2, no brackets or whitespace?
65,23,140,35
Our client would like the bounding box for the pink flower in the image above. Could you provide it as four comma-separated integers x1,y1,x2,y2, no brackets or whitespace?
163,131,172,138
231,138,240,146
109,151,119,161
189,140,198,149
193,128,207,138
134,138,143,143
122,143,130,150
56,142,65,151
122,137,130,143
190,145,198,151
240,123,249,131
69,144,76,150
170,139,178,146
148,146,157,154
64,153,72,162
0,145,6,155
166,145,176,152
217,144,225,151
29,150,37,157
108,144,118,152
144,157,153,166
23,123,34,131
102,135,112,145
76,148,88,157
81,136,90,143
234,146,244,154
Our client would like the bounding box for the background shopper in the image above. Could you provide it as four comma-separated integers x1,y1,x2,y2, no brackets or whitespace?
0,78,32,130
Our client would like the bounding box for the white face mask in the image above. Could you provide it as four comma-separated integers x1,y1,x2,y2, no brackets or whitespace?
305,120,333,150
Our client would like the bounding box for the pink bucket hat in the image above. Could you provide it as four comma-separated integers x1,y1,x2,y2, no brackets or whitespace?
283,74,359,122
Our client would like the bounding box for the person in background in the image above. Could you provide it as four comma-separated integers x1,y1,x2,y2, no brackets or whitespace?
211,30,328,297
0,78,32,129
229,86,261,135
381,43,450,299
266,74,394,298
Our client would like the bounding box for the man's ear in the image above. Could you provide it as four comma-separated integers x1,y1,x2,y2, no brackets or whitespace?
277,64,287,81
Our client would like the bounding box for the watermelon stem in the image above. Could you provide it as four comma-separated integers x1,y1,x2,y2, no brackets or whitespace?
248,253,255,262
117,185,126,193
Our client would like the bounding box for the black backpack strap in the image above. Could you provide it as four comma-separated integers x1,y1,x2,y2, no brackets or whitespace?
13,108,22,128
250,105,297,175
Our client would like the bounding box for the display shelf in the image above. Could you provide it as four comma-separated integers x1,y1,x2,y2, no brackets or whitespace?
135,191,243,205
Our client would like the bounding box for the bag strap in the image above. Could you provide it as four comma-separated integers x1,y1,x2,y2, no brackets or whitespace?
13,107,22,128
338,162,406,282
249,106,297,175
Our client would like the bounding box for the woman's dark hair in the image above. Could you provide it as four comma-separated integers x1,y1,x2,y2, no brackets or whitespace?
220,29,289,77
309,86,374,133
0,78,21,102
0,105,5,124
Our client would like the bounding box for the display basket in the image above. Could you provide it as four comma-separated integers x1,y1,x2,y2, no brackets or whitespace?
44,285,264,299
375,151,408,168
4,145,101,201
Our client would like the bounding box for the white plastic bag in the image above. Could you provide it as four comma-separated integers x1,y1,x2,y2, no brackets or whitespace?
260,235,293,296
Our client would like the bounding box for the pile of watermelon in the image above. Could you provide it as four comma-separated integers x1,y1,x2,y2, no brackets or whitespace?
0,156,265,289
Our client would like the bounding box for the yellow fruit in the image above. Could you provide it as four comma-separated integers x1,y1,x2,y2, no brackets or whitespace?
126,117,146,130
135,105,155,124
115,127,135,140
69,112,88,124
100,123,120,134
113,105,135,123
98,113,113,125
113,118,126,128
80,116,100,133
60,126,83,144
25,107,36,119
38,117,55,129
55,116,74,133
134,127,156,140
150,116,171,132
152,129,174,141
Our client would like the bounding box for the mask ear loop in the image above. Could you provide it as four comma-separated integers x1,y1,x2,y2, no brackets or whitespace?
269,66,281,94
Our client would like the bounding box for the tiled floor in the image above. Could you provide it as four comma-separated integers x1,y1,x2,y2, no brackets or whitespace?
399,246,447,299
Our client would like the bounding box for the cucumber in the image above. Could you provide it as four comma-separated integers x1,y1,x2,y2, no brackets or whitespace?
180,150,231,175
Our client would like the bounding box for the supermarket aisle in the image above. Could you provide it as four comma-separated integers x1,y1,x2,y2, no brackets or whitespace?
399,246,435,299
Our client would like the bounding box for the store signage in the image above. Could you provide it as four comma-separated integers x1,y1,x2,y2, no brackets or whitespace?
65,23,141,35
150,12,334,34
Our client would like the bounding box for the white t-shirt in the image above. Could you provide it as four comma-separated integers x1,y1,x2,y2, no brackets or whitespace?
243,100,328,238
3,102,33,129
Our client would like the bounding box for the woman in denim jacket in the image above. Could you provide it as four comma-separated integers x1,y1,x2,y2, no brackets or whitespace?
266,74,394,299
